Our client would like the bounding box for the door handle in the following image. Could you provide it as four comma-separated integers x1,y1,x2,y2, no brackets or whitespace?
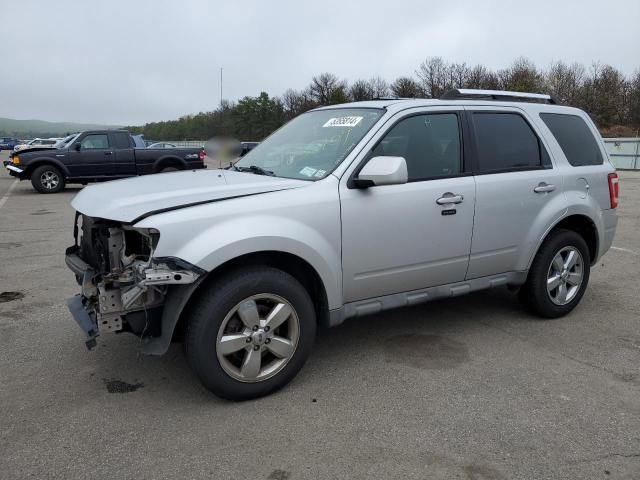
104,151,113,156
436,193,464,205
533,182,555,193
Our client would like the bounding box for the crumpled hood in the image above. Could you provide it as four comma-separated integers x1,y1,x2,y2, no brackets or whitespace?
71,169,308,223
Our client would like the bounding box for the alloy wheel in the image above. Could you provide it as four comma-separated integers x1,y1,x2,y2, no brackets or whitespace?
216,294,300,383
546,246,584,305
41,170,59,190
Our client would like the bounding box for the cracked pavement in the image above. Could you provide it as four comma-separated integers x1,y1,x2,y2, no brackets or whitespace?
0,152,639,479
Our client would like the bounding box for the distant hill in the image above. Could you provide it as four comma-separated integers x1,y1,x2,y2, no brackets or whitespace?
0,117,122,138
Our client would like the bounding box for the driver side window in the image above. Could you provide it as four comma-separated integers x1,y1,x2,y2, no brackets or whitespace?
80,134,109,150
371,113,461,181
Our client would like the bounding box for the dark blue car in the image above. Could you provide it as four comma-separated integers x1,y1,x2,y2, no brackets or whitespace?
0,137,19,150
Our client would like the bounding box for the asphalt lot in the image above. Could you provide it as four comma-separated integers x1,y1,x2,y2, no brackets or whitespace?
0,150,639,480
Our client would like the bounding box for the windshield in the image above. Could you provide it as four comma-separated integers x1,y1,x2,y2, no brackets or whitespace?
57,133,79,148
234,108,384,180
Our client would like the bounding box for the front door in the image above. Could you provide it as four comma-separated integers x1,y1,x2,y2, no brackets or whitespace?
67,133,114,178
339,108,476,303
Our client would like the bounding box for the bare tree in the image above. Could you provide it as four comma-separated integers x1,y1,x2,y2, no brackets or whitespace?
628,70,640,128
309,73,347,105
390,77,421,97
368,77,389,98
498,57,543,92
545,61,585,104
349,79,373,101
416,56,449,98
449,62,470,89
281,88,317,118
466,65,499,89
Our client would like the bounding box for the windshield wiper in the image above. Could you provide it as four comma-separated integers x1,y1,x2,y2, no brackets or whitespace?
234,165,275,176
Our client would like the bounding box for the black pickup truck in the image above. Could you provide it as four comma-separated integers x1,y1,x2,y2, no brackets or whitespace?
5,130,205,193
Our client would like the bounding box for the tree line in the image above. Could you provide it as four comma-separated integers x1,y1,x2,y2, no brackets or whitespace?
129,57,640,141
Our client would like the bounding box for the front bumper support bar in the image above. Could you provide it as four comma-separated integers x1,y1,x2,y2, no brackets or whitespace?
66,295,99,350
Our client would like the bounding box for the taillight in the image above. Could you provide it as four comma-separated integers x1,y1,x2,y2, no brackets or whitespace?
608,172,619,209
198,149,205,162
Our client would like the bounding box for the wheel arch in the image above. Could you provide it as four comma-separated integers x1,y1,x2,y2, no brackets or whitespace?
142,250,331,356
24,158,70,178
529,213,599,268
153,155,187,172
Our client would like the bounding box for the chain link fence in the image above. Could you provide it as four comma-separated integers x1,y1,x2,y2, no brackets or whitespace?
604,138,640,170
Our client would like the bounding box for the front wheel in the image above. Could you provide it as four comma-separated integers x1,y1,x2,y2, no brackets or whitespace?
184,266,316,400
31,165,65,193
519,229,591,318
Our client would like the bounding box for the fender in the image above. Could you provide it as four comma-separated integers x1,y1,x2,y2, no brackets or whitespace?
140,237,338,357
164,214,342,309
152,155,187,172
22,155,72,177
524,202,603,271
135,181,343,308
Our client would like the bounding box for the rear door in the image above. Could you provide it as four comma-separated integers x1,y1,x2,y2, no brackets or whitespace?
67,133,115,178
110,131,137,176
465,107,566,278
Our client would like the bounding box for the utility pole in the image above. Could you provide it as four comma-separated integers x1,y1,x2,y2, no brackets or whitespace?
220,67,223,107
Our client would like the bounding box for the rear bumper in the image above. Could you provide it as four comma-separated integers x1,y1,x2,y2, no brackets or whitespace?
600,208,618,259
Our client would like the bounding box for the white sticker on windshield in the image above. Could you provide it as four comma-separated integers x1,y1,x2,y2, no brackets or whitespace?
299,166,317,177
322,116,363,128
314,169,326,178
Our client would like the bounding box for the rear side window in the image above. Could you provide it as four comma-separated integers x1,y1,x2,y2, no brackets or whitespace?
472,112,543,172
112,132,132,149
540,113,603,166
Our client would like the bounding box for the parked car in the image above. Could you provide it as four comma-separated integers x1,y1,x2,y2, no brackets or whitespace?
12,137,60,153
6,130,206,193
64,90,618,400
0,137,20,150
239,141,259,157
147,142,177,149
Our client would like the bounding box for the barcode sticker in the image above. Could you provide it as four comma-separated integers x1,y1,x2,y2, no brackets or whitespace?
322,116,363,128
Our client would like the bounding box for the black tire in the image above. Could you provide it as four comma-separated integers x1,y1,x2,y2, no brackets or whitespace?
160,166,179,173
519,229,591,319
184,266,316,400
30,165,65,193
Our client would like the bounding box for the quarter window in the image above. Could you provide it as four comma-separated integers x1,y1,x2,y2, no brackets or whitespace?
540,113,603,166
472,113,541,172
112,132,132,149
80,134,109,150
371,113,461,181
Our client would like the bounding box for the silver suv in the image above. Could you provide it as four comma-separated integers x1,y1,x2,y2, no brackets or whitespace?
66,89,619,400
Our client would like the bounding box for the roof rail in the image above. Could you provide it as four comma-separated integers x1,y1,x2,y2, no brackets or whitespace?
371,96,415,101
441,88,558,105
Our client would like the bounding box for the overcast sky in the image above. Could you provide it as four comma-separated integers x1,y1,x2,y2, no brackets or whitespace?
2,0,638,125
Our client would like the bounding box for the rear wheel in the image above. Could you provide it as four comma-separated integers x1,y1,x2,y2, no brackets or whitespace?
520,229,590,318
160,166,179,173
184,266,316,400
31,165,65,193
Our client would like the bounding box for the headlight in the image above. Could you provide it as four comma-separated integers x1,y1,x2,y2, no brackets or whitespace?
12,156,20,165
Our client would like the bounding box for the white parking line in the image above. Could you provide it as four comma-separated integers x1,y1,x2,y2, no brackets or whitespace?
0,179,19,210
611,246,638,255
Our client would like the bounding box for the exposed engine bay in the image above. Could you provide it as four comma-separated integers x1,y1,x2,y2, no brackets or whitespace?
65,214,203,349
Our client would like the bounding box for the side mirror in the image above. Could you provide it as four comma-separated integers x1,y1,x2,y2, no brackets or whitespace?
74,143,81,151
353,156,408,188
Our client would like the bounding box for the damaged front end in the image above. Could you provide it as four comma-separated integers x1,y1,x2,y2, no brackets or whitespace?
65,214,204,350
